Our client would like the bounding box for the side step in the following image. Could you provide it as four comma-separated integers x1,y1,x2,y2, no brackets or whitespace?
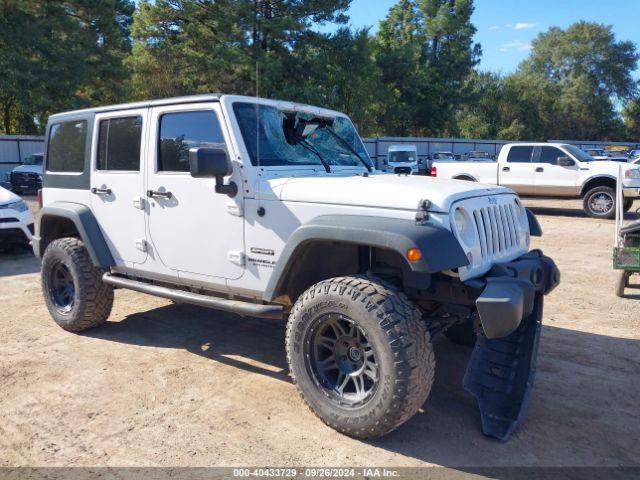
102,273,284,320
463,294,544,441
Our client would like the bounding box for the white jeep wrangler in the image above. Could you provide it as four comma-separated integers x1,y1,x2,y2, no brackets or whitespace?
34,94,559,441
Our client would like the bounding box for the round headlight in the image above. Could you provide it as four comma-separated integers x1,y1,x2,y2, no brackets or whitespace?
454,208,476,246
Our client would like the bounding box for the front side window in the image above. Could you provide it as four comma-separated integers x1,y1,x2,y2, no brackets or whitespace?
233,102,371,168
506,146,533,163
47,120,88,172
158,111,226,172
97,116,142,171
538,147,564,165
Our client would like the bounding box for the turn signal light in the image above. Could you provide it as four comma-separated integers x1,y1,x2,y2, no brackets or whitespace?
406,248,422,263
430,166,437,177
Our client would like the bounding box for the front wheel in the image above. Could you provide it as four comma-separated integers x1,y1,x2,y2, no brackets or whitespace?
286,275,434,438
583,186,616,219
623,199,634,213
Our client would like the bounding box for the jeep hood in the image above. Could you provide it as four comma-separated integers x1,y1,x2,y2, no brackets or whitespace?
271,173,512,212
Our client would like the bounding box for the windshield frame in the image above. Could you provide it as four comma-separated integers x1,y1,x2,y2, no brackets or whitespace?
230,100,372,171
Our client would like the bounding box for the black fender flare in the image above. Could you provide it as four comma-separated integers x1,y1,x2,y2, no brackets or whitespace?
34,202,115,268
262,215,469,302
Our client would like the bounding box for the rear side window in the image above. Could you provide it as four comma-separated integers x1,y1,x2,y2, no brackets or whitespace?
539,146,564,165
47,120,88,172
158,111,226,172
506,146,533,163
97,116,142,171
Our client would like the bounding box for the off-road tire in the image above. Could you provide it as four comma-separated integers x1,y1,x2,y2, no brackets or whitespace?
41,237,113,332
623,199,634,213
615,271,630,298
583,186,616,219
286,275,435,438
444,315,481,347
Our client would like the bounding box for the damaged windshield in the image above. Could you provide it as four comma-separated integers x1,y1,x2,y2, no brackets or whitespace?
233,102,372,169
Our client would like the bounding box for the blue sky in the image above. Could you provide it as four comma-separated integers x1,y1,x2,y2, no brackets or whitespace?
333,0,640,75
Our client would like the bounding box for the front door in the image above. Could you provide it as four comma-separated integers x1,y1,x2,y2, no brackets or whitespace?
146,103,244,280
532,146,579,196
499,145,535,195
90,110,148,265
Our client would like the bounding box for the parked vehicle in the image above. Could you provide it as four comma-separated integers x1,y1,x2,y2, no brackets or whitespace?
463,151,493,162
34,94,559,441
384,144,418,174
628,149,640,160
431,142,640,219
0,186,34,250
583,148,609,161
10,153,43,194
432,151,455,161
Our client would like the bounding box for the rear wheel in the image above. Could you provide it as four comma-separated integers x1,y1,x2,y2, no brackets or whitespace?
286,275,434,438
583,186,616,219
41,237,113,332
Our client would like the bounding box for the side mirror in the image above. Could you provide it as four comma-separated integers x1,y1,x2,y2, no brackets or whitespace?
189,147,237,197
557,156,575,167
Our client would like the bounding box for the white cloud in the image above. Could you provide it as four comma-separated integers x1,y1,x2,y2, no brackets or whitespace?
514,22,538,30
499,41,532,52
490,22,539,32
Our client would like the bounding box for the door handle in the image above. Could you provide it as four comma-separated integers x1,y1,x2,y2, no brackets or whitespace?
502,166,510,172
535,167,544,173
91,187,112,195
147,189,173,199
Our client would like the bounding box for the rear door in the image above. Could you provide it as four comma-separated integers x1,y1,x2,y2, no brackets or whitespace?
532,146,579,196
90,110,148,265
499,145,535,194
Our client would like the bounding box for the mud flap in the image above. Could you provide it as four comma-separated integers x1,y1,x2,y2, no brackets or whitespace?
463,294,544,441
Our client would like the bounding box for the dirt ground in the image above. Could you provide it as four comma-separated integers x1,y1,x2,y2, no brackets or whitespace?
0,197,639,470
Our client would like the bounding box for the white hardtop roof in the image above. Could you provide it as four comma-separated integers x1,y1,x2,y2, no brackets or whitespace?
48,94,347,121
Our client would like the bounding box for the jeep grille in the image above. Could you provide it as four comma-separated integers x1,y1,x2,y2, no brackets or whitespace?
451,194,530,280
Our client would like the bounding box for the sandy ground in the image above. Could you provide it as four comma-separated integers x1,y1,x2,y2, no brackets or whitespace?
0,197,639,470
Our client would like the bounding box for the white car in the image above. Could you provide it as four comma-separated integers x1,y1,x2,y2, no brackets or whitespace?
384,144,418,174
0,186,34,249
432,142,640,218
33,94,559,441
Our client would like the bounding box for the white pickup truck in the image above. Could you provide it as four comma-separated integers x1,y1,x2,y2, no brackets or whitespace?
431,142,640,218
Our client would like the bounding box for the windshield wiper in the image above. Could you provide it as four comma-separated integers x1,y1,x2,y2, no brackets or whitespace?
322,127,373,172
300,139,331,173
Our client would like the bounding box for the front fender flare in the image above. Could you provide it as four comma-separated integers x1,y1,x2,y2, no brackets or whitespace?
262,215,468,302
35,202,115,268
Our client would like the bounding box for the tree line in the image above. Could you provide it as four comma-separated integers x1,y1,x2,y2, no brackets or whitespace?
1,0,639,141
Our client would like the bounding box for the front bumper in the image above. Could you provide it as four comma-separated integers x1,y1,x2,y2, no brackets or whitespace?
462,250,559,441
623,187,640,198
470,250,560,339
